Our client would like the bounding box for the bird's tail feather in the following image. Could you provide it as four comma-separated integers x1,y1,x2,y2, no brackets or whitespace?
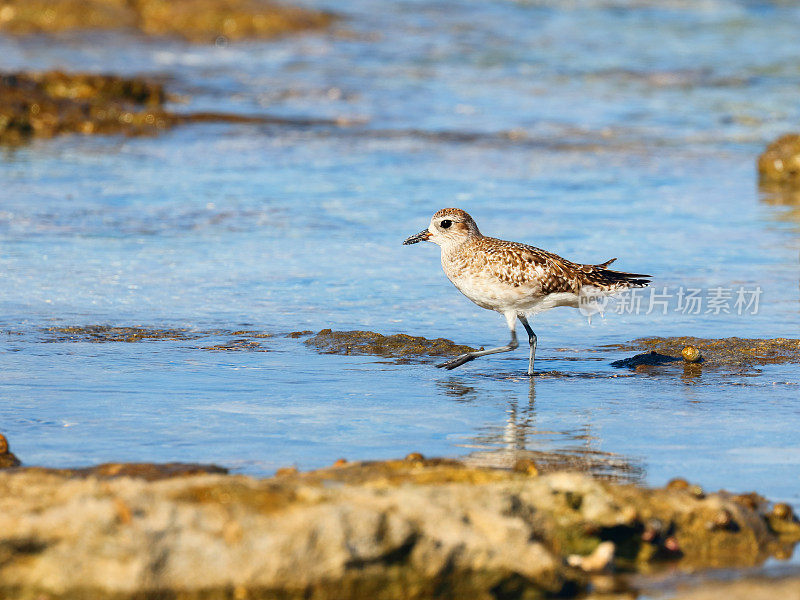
584,258,651,290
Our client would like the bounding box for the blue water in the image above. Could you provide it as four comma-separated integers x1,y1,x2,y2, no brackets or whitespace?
1,0,800,511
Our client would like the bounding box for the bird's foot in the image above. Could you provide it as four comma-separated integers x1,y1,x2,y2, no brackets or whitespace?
436,353,476,370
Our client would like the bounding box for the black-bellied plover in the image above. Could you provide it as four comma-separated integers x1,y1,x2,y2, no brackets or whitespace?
403,208,650,375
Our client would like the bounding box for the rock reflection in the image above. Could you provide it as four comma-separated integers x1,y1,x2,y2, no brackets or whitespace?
759,185,800,229
439,380,480,403
450,379,645,484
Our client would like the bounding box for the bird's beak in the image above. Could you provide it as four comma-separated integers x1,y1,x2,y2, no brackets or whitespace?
403,229,432,245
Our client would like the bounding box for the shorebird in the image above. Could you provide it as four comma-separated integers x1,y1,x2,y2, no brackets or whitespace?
403,208,650,375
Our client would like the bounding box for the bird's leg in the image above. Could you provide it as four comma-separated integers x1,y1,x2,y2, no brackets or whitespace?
518,315,537,377
437,313,519,371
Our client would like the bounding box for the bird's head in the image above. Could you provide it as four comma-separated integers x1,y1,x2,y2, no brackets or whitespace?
402,208,481,248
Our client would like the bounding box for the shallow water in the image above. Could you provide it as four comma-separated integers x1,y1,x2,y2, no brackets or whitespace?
1,0,799,522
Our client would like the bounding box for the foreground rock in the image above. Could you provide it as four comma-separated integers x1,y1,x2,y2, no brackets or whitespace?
758,133,800,189
609,337,800,373
0,456,798,599
304,328,477,362
0,0,335,42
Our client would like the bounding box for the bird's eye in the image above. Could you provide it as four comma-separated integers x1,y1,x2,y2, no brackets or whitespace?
440,219,452,229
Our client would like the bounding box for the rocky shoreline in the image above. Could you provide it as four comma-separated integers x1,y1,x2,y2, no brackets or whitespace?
0,430,798,600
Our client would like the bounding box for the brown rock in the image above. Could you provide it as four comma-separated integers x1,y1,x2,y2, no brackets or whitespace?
1,71,344,143
667,478,690,491
0,0,335,42
0,433,21,468
0,71,170,143
512,458,539,476
681,345,702,363
758,133,800,188
275,466,298,476
772,502,793,520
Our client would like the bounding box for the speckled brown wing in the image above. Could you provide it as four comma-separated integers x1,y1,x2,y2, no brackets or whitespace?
464,238,582,294
473,238,650,293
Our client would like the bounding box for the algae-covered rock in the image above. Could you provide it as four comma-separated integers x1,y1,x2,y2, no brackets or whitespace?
134,0,336,42
758,133,800,189
0,71,172,143
0,0,335,42
609,337,800,373
0,456,797,599
44,325,202,342
305,329,477,361
0,70,344,143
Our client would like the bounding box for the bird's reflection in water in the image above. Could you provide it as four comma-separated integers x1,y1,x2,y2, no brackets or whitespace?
441,377,645,484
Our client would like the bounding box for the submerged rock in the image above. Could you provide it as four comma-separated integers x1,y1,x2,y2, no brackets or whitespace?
200,338,269,351
0,0,335,42
40,326,277,351
608,337,800,372
0,456,797,599
44,325,203,342
758,133,800,189
305,328,476,361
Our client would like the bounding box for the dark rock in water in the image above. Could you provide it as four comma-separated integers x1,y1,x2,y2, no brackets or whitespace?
304,328,476,361
0,0,336,42
610,350,681,369
0,434,21,468
608,337,800,373
758,133,800,188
